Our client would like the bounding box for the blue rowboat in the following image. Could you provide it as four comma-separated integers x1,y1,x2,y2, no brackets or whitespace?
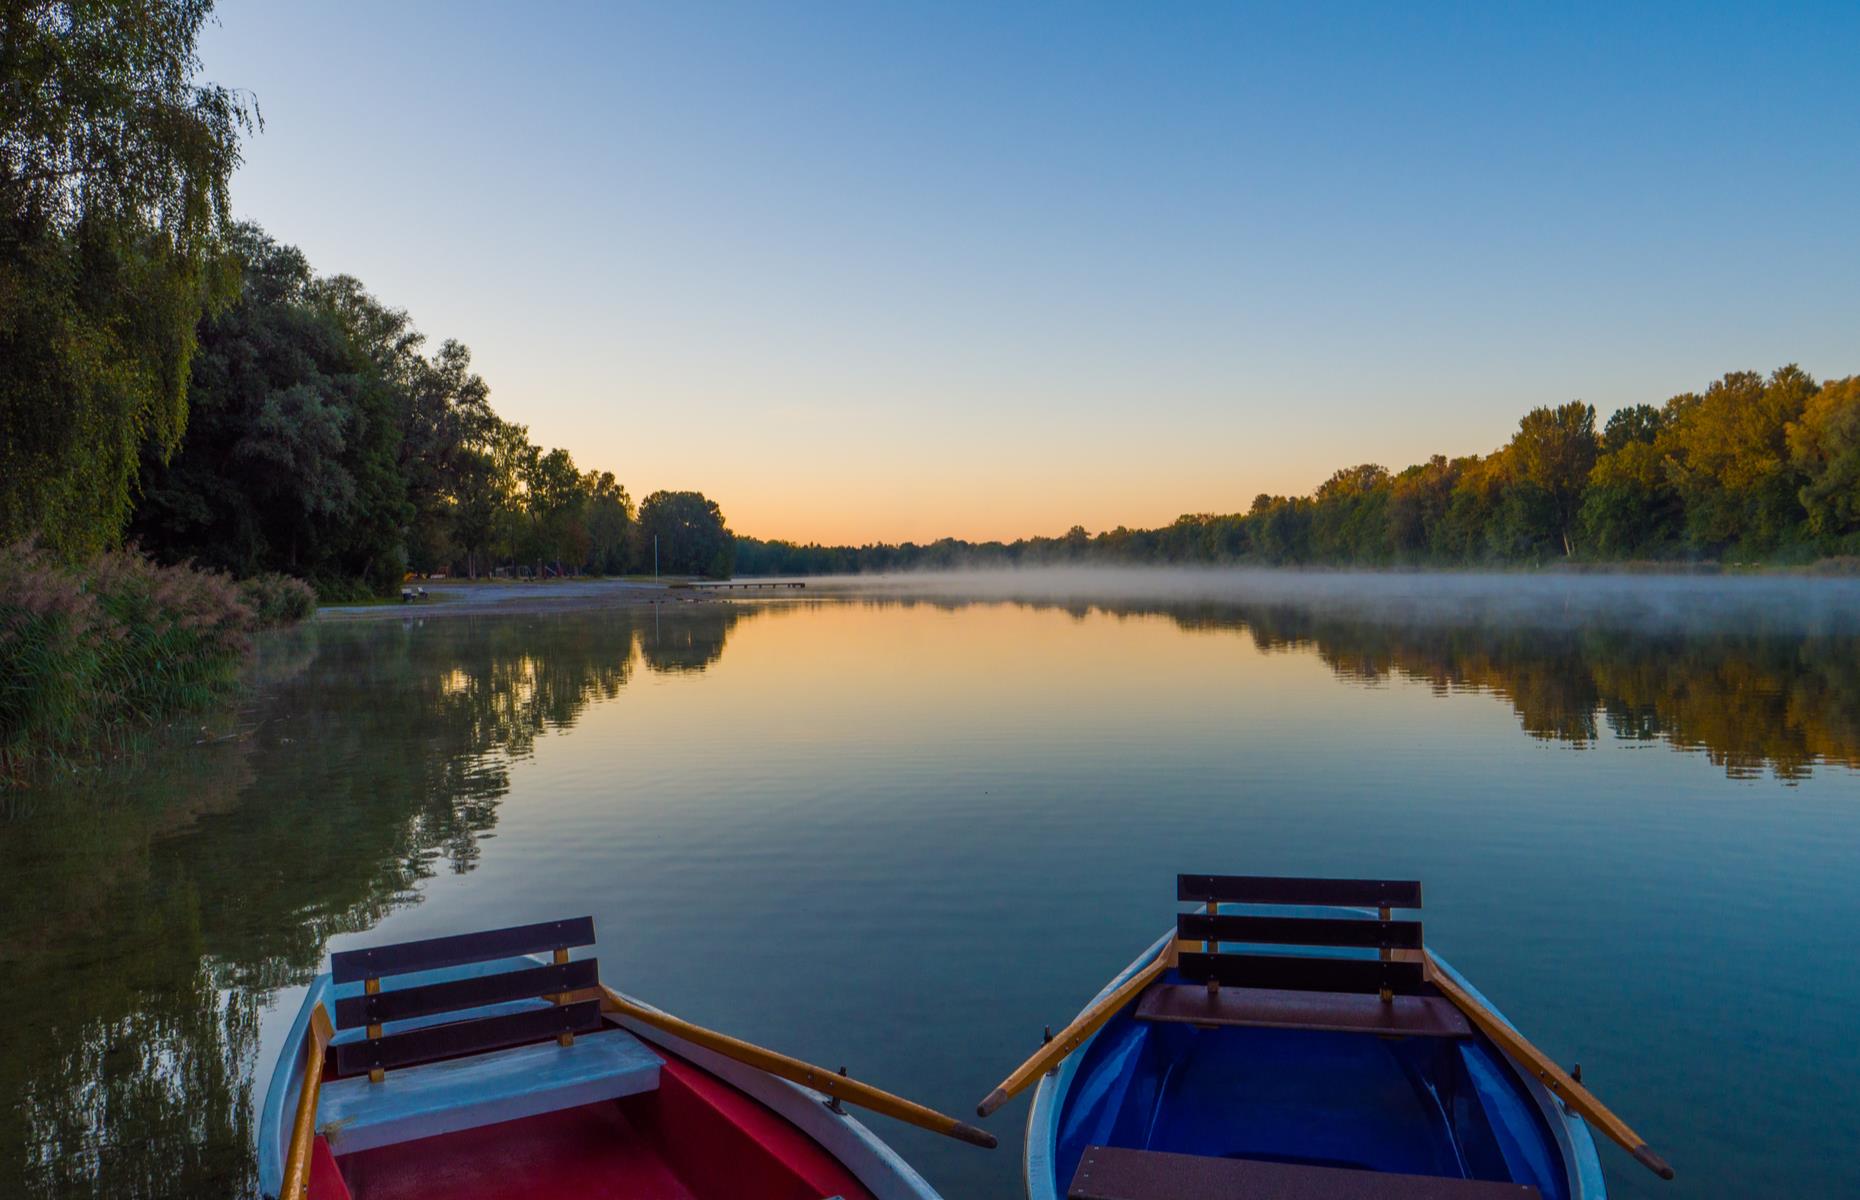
257,916,986,1200
996,875,1668,1200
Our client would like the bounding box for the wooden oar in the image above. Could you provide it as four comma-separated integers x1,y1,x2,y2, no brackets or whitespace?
1424,952,1674,1180
976,937,1175,1118
279,1004,335,1200
598,985,997,1149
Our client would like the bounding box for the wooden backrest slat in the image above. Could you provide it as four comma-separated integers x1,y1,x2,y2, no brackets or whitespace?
332,1000,602,1076
1177,874,1422,909
1175,951,1427,996
332,959,599,1030
330,916,596,983
1177,912,1423,951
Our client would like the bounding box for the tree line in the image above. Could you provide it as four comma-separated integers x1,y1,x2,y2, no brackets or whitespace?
124,225,734,594
1,2,732,596
738,365,1860,574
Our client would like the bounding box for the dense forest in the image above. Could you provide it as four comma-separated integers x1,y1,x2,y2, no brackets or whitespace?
738,367,1860,574
122,224,735,595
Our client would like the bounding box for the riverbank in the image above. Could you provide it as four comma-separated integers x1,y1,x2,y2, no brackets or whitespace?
315,578,731,622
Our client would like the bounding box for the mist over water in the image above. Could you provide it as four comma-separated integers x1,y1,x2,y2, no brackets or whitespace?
803,566,1860,634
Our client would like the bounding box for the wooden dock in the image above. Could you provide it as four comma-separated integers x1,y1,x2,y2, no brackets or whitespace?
684,581,806,591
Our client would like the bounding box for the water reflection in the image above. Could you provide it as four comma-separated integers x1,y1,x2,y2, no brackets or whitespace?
0,608,751,1200
1,590,1854,1198
1223,605,1860,781
835,593,1860,781
636,605,742,674
0,700,263,1198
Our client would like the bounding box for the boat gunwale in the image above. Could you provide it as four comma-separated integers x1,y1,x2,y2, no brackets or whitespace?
612,986,941,1200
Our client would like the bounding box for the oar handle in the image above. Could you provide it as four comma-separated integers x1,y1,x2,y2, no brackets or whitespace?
1632,1144,1676,1182
601,987,996,1150
946,1119,998,1149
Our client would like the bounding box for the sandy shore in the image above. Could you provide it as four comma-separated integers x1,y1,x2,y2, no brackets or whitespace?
315,578,727,621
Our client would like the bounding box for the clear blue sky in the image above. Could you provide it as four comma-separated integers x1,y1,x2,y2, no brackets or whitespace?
201,2,1860,543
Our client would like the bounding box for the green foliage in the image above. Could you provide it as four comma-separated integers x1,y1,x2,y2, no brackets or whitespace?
1433,455,1501,560
520,447,588,567
237,572,316,627
1507,402,1597,556
1310,465,1392,562
1665,366,1816,554
1387,456,1459,558
0,0,255,555
129,227,409,593
128,227,652,591
639,490,734,577
448,418,521,578
1581,403,1681,556
1602,403,1664,452
583,471,634,575
0,543,271,777
401,339,494,572
1788,376,1860,543
1242,494,1306,564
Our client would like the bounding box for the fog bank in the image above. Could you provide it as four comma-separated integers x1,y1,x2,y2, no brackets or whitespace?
795,566,1860,634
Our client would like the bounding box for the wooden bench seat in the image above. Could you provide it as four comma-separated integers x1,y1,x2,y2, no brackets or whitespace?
1067,1145,1542,1200
320,1026,661,1154
1156,874,1472,1039
312,916,659,1157
1135,982,1471,1037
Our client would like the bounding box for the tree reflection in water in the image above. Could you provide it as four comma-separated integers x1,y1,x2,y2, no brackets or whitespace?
0,607,751,1200
833,584,1860,781
908,592,1860,782
1199,602,1858,781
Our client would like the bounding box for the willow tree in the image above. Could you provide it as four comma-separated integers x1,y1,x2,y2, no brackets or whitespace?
0,0,256,553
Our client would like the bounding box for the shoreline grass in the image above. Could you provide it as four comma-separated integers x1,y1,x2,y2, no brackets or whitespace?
1,545,314,782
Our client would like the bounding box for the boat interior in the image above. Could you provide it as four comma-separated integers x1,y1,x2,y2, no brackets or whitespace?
281,918,873,1200
1053,876,1571,1200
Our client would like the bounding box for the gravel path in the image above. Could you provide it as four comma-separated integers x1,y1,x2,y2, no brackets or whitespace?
315,578,722,621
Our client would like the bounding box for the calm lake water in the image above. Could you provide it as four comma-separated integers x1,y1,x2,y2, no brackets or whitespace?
3,571,1858,1199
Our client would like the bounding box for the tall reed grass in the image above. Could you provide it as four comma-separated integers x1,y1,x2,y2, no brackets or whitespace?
0,545,313,778
237,571,318,626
